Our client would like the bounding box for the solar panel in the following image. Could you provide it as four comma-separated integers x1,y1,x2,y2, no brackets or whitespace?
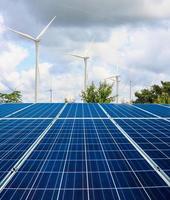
8,103,64,118
101,104,155,118
0,103,31,117
0,103,170,200
60,103,107,118
135,104,170,117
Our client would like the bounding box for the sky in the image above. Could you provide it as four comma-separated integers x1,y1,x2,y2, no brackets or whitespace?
0,0,170,102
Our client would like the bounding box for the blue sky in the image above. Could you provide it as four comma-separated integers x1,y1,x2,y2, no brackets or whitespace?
0,0,170,102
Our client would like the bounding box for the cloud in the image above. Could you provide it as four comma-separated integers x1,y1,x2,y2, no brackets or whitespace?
2,0,170,28
0,1,170,103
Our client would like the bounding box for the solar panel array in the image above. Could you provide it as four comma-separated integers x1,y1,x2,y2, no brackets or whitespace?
0,103,170,200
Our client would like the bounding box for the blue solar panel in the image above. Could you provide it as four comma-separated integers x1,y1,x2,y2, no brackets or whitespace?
0,103,170,200
8,103,64,118
101,104,155,118
0,103,31,117
1,119,170,200
60,103,107,118
135,104,170,117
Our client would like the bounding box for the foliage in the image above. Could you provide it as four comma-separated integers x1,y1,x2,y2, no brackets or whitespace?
0,91,22,103
81,81,114,103
134,81,170,104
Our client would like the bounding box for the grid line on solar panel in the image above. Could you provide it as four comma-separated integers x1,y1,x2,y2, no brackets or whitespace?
101,104,156,118
1,119,170,200
0,103,66,193
0,103,32,118
82,104,90,200
134,104,170,118
7,103,65,118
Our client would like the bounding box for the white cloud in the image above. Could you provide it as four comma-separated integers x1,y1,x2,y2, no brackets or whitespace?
0,11,170,103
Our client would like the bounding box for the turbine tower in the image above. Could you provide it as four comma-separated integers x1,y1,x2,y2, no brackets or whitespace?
106,75,120,103
8,16,56,103
129,80,132,104
70,54,90,92
48,88,53,103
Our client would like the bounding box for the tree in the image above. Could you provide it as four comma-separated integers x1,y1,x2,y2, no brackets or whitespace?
81,81,114,103
0,91,22,103
134,81,170,104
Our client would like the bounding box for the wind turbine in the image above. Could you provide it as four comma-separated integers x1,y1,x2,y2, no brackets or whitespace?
70,54,89,91
105,75,120,103
8,16,56,103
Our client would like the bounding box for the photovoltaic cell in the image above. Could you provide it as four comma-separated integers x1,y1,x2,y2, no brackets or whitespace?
101,104,155,118
135,104,170,117
8,103,64,118
60,103,107,118
0,103,31,117
1,119,169,200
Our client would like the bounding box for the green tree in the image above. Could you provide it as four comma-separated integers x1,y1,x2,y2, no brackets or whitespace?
134,81,170,104
81,81,114,103
0,91,22,103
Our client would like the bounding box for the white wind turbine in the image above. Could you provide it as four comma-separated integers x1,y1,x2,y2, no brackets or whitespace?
105,65,120,103
105,75,120,103
70,54,89,91
8,16,56,103
69,37,96,92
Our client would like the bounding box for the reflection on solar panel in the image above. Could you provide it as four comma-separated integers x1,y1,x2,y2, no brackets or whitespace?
0,103,170,200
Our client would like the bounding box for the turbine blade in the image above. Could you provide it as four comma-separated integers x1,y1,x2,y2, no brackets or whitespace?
69,54,85,59
84,36,96,56
105,76,116,80
36,16,56,40
8,28,35,40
